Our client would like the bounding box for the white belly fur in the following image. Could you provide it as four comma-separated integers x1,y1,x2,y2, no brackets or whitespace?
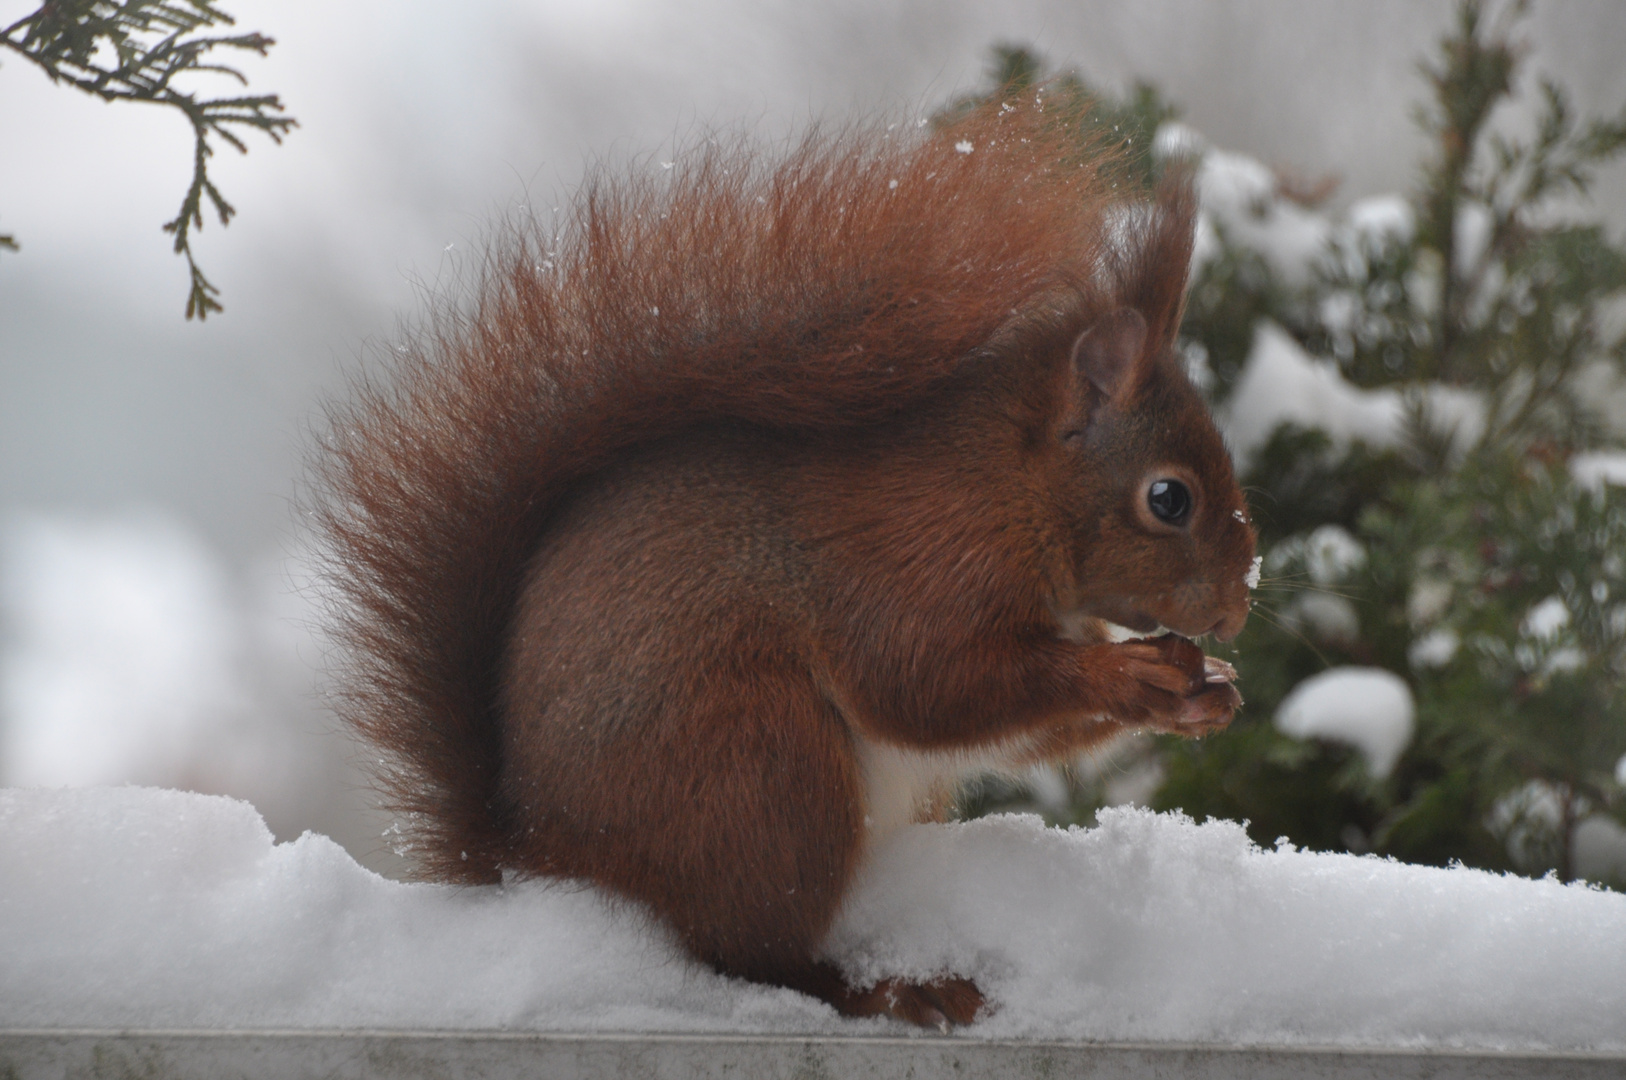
853,732,1044,843
850,617,1141,846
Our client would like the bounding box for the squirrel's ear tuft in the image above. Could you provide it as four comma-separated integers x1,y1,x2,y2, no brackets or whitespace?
1071,307,1149,402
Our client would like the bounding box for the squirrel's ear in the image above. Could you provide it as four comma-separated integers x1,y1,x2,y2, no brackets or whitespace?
1070,307,1149,403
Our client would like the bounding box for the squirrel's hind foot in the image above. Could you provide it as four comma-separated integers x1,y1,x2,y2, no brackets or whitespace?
836,974,987,1031
784,962,986,1030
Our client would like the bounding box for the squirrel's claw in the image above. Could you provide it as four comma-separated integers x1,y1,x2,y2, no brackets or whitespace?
1203,655,1238,684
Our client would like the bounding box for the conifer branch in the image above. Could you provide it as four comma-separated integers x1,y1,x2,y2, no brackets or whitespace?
0,0,296,318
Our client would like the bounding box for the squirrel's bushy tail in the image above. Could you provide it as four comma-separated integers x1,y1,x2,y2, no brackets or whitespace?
314,98,1128,883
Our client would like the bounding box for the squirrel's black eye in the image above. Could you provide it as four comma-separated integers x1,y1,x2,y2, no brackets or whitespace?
1147,479,1192,526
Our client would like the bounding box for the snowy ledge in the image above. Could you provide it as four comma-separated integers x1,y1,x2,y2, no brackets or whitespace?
5,787,1625,1056
3,1030,1624,1080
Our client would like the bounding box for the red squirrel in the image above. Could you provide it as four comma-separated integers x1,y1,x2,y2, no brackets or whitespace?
316,97,1254,1030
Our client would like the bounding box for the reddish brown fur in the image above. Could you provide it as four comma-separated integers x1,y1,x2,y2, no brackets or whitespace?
315,97,1255,1026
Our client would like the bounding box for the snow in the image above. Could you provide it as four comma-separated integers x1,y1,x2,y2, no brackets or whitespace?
0,786,780,1034
1151,120,1207,161
1222,324,1401,467
1408,628,1461,669
1222,322,1485,470
1454,201,1494,278
1522,596,1571,641
1345,195,1415,249
1274,667,1415,780
1167,130,1413,293
1514,597,1585,676
1302,524,1366,585
1168,134,1498,475
1408,578,1454,627
1571,450,1626,491
4,786,1624,1049
1193,151,1331,288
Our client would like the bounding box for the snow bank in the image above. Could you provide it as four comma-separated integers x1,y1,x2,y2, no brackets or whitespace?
4,787,1624,1050
0,786,812,1034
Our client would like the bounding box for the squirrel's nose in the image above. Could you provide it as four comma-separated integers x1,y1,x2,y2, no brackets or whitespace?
1210,601,1250,642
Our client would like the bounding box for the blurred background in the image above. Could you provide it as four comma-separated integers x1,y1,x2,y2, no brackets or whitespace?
3,0,1625,879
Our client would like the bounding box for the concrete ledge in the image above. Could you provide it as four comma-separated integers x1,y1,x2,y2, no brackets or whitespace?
3,1030,1623,1080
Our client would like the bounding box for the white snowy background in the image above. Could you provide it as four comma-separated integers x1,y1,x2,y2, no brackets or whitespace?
3,0,1626,1043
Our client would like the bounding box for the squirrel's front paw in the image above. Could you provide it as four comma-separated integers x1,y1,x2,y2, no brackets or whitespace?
1113,633,1241,736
